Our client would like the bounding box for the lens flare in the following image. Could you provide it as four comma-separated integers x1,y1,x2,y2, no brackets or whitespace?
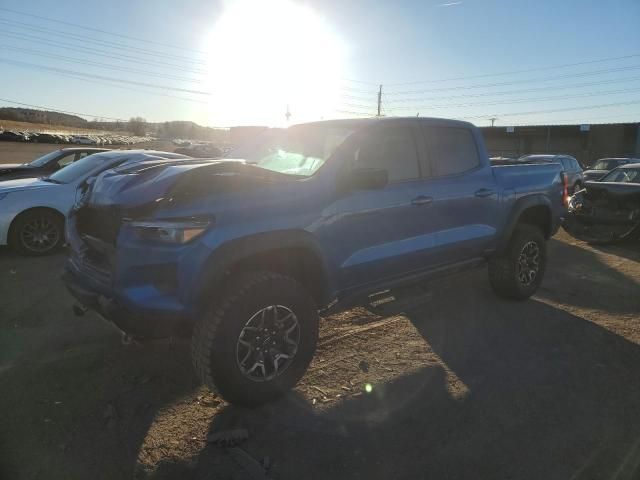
202,0,346,126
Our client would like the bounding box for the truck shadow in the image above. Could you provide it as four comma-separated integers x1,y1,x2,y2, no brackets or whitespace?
153,292,640,480
536,237,640,315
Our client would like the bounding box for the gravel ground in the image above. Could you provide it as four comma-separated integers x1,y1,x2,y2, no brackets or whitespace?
1,230,639,480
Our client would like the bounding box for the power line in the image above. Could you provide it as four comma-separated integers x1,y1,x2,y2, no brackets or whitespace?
382,76,640,104
383,53,640,87
0,58,212,95
0,18,207,66
1,45,205,84
0,97,126,122
0,31,207,74
0,6,208,55
384,65,640,96
384,87,640,112
39,70,208,105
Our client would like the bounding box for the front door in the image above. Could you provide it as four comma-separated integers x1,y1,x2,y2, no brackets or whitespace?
327,122,438,292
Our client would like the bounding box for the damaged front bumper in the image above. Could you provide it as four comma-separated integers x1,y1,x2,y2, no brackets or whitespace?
63,249,194,339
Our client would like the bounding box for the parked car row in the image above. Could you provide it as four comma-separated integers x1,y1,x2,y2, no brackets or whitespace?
0,129,154,146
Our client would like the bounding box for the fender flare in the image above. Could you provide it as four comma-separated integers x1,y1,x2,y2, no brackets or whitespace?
495,194,553,253
192,230,333,307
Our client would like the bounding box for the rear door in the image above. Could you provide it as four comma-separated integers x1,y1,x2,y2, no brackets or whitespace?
418,125,500,264
329,121,438,291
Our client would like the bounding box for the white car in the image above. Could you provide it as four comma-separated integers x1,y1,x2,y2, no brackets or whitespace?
0,150,189,255
71,136,97,145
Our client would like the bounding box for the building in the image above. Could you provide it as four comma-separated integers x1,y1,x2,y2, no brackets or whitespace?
480,122,640,166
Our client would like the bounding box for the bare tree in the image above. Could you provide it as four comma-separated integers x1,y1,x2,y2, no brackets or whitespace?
128,117,147,136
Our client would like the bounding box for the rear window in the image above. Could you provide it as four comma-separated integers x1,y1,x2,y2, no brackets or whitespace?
423,127,480,176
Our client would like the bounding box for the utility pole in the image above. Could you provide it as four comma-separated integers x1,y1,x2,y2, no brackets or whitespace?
377,84,382,117
489,117,497,127
285,104,291,123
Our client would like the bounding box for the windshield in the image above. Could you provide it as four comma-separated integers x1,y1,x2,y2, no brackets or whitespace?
592,159,625,171
230,124,355,176
601,168,640,183
25,150,62,168
47,153,114,184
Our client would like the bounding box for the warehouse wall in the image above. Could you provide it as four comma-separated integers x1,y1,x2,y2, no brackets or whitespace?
480,123,640,167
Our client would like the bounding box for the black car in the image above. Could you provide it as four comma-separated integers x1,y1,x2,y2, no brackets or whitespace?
0,131,27,142
33,133,61,144
0,148,109,180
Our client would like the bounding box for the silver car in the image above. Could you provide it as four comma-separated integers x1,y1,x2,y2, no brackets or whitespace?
518,154,584,193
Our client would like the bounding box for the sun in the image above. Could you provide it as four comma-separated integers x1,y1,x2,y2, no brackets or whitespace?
202,0,345,126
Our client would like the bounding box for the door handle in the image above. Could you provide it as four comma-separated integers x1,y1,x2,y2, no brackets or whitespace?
475,188,495,198
411,195,433,206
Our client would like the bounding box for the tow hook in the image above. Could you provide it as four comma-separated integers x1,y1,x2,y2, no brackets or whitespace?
73,304,88,317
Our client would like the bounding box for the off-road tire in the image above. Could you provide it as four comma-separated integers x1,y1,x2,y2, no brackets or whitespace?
9,209,65,256
488,224,546,301
191,271,319,407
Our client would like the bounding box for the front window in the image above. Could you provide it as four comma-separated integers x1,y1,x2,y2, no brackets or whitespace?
47,153,116,184
601,168,640,183
230,123,356,177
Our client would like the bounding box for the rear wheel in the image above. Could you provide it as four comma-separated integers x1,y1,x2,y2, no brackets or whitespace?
488,224,547,300
9,209,64,256
191,271,319,406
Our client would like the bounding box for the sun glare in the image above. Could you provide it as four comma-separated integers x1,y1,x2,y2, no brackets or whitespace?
202,0,345,126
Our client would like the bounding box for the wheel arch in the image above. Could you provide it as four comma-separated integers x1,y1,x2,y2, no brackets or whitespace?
194,230,333,310
496,195,554,253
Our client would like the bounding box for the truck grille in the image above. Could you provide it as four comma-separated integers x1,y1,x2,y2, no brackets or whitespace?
76,205,122,245
74,205,122,285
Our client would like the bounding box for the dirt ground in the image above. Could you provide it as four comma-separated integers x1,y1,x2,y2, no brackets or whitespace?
1,140,640,479
1,229,639,479
0,140,176,164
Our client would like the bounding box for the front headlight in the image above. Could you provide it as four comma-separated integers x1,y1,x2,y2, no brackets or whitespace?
130,218,211,244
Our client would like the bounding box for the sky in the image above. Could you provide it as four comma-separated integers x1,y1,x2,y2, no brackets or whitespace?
0,0,639,127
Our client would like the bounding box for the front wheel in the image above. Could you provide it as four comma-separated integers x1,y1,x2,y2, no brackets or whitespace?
191,271,319,407
488,224,547,300
9,209,65,256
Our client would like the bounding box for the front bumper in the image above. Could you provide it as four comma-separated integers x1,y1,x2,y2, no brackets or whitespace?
63,256,193,339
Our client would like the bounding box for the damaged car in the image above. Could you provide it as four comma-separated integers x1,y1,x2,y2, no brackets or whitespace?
563,163,640,244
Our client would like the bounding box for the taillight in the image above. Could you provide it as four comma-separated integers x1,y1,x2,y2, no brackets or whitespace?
561,172,569,207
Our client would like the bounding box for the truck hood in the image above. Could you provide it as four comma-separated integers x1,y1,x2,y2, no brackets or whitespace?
85,158,296,210
0,177,55,193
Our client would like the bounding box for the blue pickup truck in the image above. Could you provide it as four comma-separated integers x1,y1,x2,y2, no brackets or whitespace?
64,117,566,406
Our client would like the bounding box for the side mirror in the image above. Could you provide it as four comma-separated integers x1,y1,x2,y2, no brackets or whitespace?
339,168,388,191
